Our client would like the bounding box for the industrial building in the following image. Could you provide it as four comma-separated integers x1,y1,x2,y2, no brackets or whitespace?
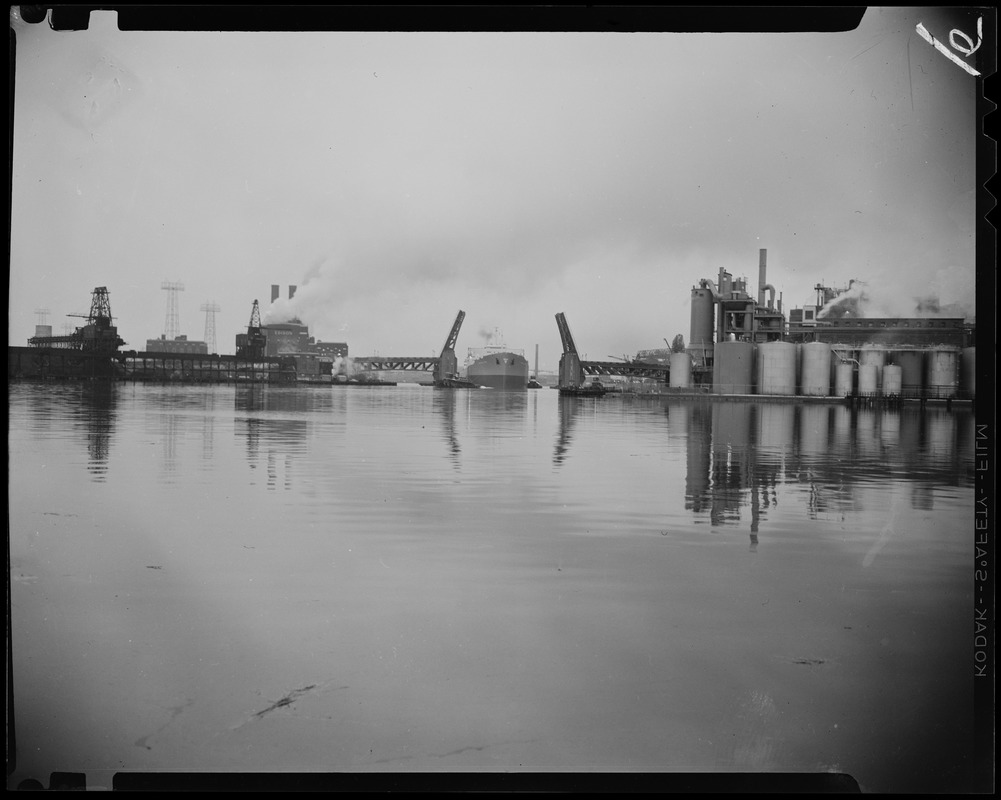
679,249,975,400
145,335,209,355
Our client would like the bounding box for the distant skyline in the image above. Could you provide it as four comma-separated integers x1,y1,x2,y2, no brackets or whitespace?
9,7,985,371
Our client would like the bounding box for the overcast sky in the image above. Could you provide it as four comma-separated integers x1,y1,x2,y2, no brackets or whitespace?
9,7,982,370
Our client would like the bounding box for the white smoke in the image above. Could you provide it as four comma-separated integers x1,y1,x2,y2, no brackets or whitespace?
816,272,975,321
261,255,350,333
331,355,355,377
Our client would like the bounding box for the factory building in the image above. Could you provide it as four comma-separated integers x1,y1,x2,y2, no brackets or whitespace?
236,284,349,375
145,334,209,355
680,249,975,400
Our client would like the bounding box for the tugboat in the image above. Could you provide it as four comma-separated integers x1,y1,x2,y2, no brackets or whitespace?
558,379,607,397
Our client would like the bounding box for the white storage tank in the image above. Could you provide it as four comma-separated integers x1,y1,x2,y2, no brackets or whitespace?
882,364,903,396
669,352,692,388
834,361,854,397
800,341,833,396
859,363,880,396
925,346,960,399
712,341,756,395
756,341,797,396
859,346,887,391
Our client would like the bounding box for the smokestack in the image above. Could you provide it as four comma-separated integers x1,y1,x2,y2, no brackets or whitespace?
271,285,280,303
289,285,297,300
757,249,767,307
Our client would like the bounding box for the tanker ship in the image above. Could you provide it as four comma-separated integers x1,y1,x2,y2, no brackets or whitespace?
463,331,529,390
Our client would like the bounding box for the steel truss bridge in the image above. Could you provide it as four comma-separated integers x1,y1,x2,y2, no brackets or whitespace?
350,356,439,372
555,312,670,388
576,360,671,380
353,311,672,387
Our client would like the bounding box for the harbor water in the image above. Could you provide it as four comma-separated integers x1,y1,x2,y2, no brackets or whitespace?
7,382,979,791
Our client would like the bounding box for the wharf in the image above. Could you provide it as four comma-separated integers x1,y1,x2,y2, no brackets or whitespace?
603,387,972,407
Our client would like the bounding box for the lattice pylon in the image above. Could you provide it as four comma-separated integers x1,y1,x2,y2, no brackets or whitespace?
201,301,221,355
161,280,185,340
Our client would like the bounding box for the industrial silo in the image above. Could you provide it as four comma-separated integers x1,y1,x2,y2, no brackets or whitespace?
961,347,976,399
859,363,880,396
834,361,854,397
925,346,960,399
894,348,925,398
882,364,903,396
712,340,755,394
756,341,797,396
669,352,692,388
800,341,833,396
688,287,715,368
859,346,886,394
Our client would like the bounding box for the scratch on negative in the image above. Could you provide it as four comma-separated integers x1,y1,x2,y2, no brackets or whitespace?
253,684,318,718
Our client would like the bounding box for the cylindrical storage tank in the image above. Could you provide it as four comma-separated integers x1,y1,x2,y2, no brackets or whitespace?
34,325,53,338
882,364,903,396
712,340,755,395
834,361,854,397
669,352,692,388
859,363,880,396
689,288,715,366
925,347,960,399
895,349,925,398
961,347,975,399
756,341,797,396
800,341,833,396
859,346,886,391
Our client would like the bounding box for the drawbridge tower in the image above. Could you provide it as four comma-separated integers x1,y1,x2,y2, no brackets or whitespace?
432,310,465,385
555,312,584,388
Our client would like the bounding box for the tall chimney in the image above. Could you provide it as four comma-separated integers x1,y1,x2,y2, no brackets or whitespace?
289,285,297,300
271,285,280,303
757,249,767,307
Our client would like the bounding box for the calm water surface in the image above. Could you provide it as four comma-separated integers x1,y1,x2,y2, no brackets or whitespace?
8,382,977,791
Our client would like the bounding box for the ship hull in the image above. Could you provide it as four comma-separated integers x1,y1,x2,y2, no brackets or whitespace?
466,352,529,390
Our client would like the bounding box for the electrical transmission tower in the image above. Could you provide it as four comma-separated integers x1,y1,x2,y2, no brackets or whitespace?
161,280,185,340
34,308,51,326
201,301,221,354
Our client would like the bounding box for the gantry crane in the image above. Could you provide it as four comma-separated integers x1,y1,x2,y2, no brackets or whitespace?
237,299,268,360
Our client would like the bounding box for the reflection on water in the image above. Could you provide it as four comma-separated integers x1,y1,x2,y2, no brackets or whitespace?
7,384,978,792
678,400,974,536
79,383,117,481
